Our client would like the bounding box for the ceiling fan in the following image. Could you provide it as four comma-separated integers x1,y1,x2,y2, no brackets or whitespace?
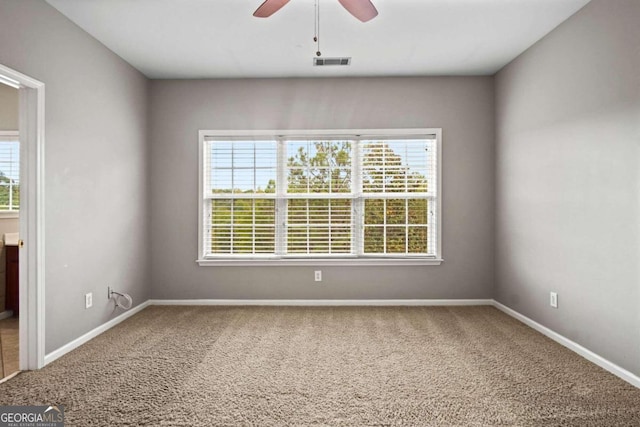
253,0,378,23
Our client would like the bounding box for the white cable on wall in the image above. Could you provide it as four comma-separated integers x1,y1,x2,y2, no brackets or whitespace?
110,290,133,310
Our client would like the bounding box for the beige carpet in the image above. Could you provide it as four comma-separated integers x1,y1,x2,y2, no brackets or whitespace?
0,306,639,426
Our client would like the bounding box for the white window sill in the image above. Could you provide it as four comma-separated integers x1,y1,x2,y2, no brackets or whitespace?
196,258,443,267
0,211,19,219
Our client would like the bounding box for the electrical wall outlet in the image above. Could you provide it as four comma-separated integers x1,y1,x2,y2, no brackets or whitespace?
85,292,93,309
550,292,558,308
314,270,322,282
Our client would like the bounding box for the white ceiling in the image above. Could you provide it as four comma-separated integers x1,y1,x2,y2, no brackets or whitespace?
45,0,591,79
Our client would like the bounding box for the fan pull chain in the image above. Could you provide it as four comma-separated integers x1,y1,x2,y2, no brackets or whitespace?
314,0,321,56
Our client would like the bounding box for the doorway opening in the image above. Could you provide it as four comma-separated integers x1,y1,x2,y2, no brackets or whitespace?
0,114,20,379
0,64,45,378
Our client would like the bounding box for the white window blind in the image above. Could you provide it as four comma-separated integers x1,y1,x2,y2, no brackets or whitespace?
203,140,277,255
0,134,20,212
200,131,441,262
359,138,437,256
286,140,353,255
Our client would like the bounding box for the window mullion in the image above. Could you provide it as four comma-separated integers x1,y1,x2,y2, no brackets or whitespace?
383,199,387,253
230,200,235,254
405,198,409,254
352,138,362,256
306,199,310,255
276,139,287,256
328,199,332,255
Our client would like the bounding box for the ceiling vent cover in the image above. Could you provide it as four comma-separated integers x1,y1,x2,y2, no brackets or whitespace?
314,57,351,66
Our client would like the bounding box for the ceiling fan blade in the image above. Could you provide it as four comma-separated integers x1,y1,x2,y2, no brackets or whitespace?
337,0,378,22
253,0,291,18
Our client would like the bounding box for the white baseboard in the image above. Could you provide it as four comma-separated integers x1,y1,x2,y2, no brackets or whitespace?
0,370,21,384
149,299,494,306
492,300,640,389
0,310,13,321
43,301,150,366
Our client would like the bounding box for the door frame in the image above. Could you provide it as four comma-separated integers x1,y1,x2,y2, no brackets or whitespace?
0,64,45,370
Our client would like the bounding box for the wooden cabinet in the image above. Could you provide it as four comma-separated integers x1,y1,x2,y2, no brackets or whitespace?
6,245,18,316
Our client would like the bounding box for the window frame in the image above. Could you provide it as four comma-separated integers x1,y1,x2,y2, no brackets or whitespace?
0,130,20,218
197,129,442,266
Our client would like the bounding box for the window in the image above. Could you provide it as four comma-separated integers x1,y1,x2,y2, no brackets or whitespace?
0,132,19,214
198,130,441,265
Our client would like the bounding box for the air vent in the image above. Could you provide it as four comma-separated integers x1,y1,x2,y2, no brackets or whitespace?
313,57,351,66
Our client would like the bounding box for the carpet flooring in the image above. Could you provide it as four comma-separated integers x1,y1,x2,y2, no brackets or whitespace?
0,306,639,426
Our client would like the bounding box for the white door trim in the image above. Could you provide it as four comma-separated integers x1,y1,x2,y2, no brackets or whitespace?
0,63,46,370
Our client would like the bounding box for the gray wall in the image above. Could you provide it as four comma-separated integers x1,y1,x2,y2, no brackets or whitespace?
0,83,18,130
495,0,640,375
0,0,151,353
149,77,495,300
